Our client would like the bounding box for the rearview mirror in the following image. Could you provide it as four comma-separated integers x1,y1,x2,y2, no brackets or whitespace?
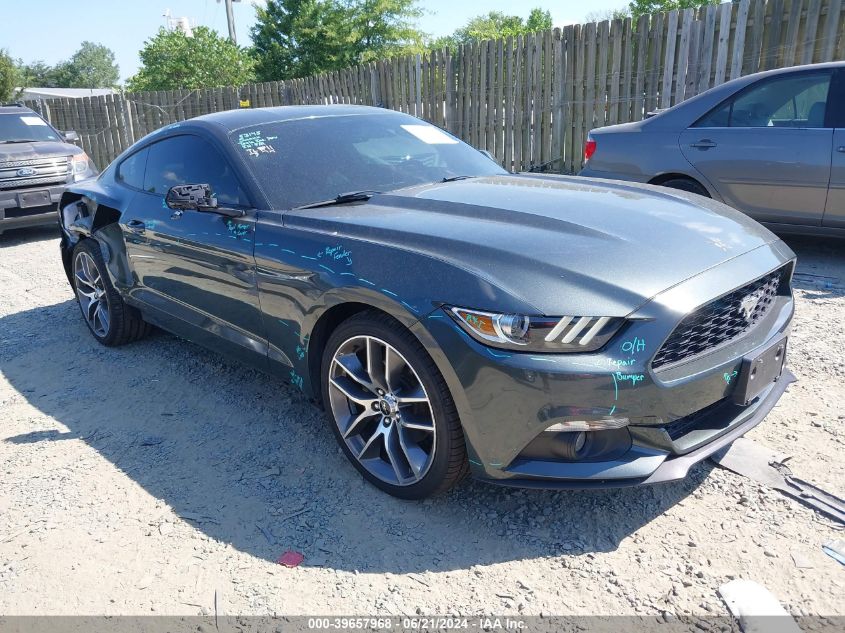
63,130,80,143
165,184,244,217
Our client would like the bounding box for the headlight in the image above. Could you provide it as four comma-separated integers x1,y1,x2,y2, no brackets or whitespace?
71,153,91,175
447,307,624,352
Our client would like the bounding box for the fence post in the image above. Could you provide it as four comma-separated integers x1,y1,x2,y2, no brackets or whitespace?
370,62,381,106
119,94,133,147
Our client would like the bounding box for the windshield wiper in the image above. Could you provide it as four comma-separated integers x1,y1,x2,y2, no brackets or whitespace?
293,190,382,210
0,139,39,144
441,175,476,183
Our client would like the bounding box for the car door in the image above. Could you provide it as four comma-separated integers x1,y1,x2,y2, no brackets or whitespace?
121,133,267,365
824,69,845,229
679,69,833,226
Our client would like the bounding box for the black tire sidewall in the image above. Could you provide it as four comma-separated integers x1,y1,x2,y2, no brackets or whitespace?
321,314,458,500
72,240,118,346
662,178,710,198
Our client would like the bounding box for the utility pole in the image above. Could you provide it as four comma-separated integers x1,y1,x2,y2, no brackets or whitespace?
224,0,237,45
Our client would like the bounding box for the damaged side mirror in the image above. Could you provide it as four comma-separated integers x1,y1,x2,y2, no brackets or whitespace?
165,184,244,218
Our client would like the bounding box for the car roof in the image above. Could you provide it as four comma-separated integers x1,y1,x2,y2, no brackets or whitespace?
191,104,398,132
636,60,845,129
0,103,37,115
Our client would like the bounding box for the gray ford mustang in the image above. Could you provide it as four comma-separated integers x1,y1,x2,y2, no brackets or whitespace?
58,105,795,499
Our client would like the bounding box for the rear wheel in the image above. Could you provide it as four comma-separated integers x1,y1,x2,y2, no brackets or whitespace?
659,177,710,198
72,239,151,346
321,312,468,499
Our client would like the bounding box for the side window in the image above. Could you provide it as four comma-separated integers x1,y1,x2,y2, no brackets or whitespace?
143,135,249,206
696,72,831,129
116,147,148,189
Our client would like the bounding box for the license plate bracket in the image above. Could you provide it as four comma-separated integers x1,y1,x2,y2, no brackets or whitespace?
17,190,52,209
731,336,787,406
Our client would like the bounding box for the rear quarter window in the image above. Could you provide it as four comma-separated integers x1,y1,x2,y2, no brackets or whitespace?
116,148,148,190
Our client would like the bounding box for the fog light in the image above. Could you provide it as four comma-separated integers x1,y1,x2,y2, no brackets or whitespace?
545,417,629,432
556,430,591,461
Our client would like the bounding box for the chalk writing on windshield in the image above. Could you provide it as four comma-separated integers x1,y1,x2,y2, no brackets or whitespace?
236,130,276,157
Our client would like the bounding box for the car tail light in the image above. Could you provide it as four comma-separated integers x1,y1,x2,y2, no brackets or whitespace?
584,138,597,161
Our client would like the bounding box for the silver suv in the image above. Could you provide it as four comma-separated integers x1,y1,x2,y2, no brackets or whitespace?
0,103,97,236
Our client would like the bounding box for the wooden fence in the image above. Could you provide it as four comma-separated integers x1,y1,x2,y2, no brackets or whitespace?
23,0,845,174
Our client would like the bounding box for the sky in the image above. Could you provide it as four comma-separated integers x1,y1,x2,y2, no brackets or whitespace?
4,0,625,83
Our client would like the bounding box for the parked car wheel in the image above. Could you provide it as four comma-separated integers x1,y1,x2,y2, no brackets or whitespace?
659,177,710,198
321,312,469,499
72,240,151,346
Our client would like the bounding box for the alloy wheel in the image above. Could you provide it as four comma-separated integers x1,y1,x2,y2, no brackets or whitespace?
74,250,110,338
328,335,436,486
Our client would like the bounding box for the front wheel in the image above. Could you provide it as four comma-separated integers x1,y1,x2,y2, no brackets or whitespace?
321,312,468,499
72,239,151,346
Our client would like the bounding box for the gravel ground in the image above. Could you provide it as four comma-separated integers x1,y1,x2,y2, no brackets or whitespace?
1,226,843,618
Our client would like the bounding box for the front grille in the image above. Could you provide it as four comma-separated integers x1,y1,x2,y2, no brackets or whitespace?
0,156,70,189
652,267,785,369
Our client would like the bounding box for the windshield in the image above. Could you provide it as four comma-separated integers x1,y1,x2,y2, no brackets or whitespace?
229,112,506,209
0,113,61,143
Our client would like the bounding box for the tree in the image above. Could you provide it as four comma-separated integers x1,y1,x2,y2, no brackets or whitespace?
250,0,425,81
53,42,120,88
628,0,718,19
15,60,62,89
585,7,632,22
0,49,17,102
14,43,118,91
349,0,426,62
251,0,351,81
430,8,553,50
127,26,255,92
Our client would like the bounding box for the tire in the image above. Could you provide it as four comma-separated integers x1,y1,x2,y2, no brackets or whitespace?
71,239,151,346
321,311,469,499
660,178,710,198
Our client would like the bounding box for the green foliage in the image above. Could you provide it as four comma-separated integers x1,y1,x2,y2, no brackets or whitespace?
429,8,553,50
13,42,119,91
0,49,17,102
628,0,718,19
53,42,120,88
251,0,425,81
15,60,62,89
127,26,256,92
584,7,632,23
352,0,426,62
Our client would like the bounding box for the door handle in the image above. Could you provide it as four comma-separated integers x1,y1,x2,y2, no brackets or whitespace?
126,219,147,233
837,146,845,153
690,139,717,149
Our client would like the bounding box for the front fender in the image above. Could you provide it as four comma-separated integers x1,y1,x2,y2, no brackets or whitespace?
59,189,133,291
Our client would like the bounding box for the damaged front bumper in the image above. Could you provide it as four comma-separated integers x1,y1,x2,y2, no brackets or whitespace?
417,242,796,489
484,368,795,489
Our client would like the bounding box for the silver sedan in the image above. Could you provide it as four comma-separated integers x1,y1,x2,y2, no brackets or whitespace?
579,61,845,237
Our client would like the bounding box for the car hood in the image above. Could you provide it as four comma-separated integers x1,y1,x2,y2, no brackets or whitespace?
0,141,80,163
284,174,780,316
